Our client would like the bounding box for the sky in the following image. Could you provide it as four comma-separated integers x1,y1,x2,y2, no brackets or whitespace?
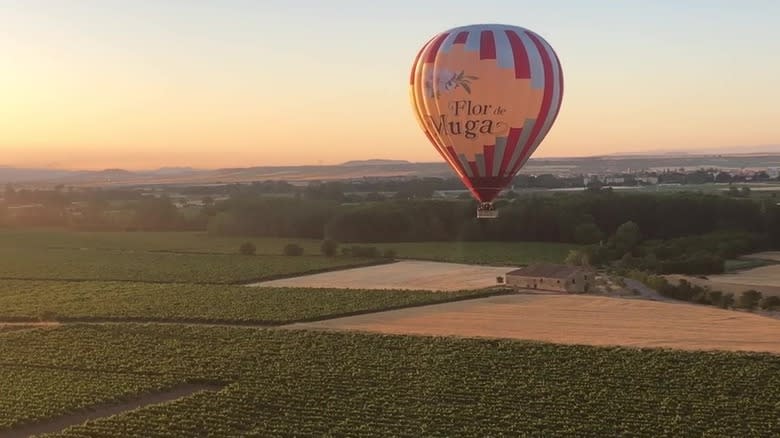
1,0,779,170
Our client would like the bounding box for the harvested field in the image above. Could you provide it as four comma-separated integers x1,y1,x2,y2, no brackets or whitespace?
290,294,780,354
670,264,780,298
250,260,514,291
744,251,780,262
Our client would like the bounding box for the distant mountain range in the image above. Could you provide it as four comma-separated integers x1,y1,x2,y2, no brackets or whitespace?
3,150,780,187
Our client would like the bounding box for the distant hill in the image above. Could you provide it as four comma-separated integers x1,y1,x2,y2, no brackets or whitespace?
340,159,411,167
602,144,780,157
0,167,76,183
3,150,780,187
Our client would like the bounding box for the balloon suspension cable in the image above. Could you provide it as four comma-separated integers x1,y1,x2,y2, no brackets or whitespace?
476,202,498,219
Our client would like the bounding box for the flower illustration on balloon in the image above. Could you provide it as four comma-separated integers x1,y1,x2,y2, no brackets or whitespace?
424,69,479,98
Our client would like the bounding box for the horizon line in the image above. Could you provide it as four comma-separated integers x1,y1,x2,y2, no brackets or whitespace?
3,146,780,172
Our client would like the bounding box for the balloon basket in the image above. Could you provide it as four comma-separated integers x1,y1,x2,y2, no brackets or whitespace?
476,203,498,219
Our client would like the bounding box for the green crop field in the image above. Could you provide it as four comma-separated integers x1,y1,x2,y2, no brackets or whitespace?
0,280,492,324
0,247,377,284
724,258,775,273
378,241,578,266
0,229,322,255
0,229,576,266
0,365,180,431
0,325,777,437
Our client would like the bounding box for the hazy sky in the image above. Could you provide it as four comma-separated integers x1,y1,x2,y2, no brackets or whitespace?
2,1,779,169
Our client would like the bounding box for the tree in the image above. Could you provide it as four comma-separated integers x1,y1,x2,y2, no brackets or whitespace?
612,221,641,254
738,290,763,310
720,292,735,309
239,242,256,256
573,222,605,245
320,239,339,257
759,295,780,311
565,250,589,267
707,290,723,307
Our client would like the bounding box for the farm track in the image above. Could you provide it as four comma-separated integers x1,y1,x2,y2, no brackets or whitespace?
0,384,224,438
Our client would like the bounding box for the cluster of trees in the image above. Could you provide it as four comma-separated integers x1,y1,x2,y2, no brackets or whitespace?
627,270,780,311
210,191,779,243
0,185,201,231
569,229,766,275
206,191,780,276
4,183,780,277
236,238,395,259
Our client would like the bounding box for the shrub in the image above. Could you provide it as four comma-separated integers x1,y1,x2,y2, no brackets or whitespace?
382,249,397,259
320,239,339,257
283,243,304,256
759,295,780,311
738,290,763,310
496,276,504,284
348,246,379,258
239,241,256,256
720,292,735,309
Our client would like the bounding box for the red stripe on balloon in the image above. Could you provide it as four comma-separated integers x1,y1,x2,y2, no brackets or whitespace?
453,31,469,44
468,161,480,177
409,43,427,84
512,31,554,175
424,33,450,63
505,30,531,79
479,31,496,60
445,146,466,176
498,127,522,177
484,144,495,177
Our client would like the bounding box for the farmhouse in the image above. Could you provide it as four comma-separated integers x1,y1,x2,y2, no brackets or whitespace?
506,264,593,293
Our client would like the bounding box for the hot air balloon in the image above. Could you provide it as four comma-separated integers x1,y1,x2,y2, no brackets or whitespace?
409,24,563,218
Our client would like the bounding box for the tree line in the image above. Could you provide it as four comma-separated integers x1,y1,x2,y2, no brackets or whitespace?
3,185,780,276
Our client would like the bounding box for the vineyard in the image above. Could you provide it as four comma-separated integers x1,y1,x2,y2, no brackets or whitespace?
0,280,490,324
0,248,377,284
0,229,322,255
0,325,777,437
0,365,181,431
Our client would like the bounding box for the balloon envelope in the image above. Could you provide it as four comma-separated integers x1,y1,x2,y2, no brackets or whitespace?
410,24,563,203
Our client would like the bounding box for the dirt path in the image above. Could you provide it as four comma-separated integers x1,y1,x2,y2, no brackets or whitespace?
622,278,676,302
0,322,61,328
0,322,61,334
248,260,513,291
286,294,780,354
0,383,224,438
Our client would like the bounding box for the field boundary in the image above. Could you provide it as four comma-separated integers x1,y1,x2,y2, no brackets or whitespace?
0,288,515,328
0,383,225,438
0,258,392,286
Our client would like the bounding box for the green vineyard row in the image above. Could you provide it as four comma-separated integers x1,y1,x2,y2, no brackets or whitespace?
0,248,375,284
0,280,491,324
